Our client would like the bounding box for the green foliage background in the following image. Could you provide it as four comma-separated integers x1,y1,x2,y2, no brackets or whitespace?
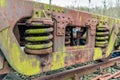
67,0,120,18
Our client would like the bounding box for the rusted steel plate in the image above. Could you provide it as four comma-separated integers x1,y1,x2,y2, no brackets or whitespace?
1,0,34,30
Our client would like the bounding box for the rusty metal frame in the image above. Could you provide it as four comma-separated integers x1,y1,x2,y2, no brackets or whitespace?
0,0,120,77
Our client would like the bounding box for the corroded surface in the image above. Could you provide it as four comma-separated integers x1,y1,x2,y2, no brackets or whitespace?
0,0,120,77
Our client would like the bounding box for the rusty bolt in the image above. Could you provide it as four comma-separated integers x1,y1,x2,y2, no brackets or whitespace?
62,27,65,29
58,16,60,18
68,17,70,20
58,27,61,29
58,32,61,34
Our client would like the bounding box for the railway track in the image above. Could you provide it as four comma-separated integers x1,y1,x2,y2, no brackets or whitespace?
34,56,120,80
92,69,120,80
81,66,120,80
2,55,120,80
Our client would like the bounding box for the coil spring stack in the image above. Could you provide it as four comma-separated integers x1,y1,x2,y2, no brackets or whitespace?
95,21,109,48
24,19,54,55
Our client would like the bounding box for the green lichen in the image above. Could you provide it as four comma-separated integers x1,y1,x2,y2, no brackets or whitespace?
95,41,107,45
25,35,53,42
0,0,7,7
25,41,53,50
96,32,108,35
96,36,108,40
25,27,53,34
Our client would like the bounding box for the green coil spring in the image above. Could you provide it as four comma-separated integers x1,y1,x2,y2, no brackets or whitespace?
24,23,53,54
95,27,109,48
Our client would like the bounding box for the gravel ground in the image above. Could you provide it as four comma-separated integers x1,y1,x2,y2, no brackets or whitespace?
80,66,120,80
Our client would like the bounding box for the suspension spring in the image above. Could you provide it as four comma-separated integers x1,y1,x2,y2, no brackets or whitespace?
95,27,109,48
65,27,71,46
24,21,53,55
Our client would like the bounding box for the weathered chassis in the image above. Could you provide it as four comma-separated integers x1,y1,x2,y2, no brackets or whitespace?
0,0,120,77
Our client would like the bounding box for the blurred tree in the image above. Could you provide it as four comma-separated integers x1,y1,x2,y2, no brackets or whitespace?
49,0,52,4
67,0,120,18
103,0,107,15
88,0,91,12
116,0,120,17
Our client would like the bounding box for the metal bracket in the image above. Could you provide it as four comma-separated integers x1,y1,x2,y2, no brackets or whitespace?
86,19,98,36
32,9,50,18
27,18,53,26
52,13,73,36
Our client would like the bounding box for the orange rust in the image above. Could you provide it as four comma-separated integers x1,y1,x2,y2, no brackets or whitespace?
92,71,120,80
92,75,102,80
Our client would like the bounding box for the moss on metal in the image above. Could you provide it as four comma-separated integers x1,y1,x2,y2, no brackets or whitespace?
33,10,45,18
25,34,53,42
0,0,7,7
44,4,64,13
0,28,41,75
30,22,44,26
25,27,53,34
106,26,119,57
94,48,102,61
97,27,107,30
115,36,120,47
25,41,53,50
51,46,66,70
96,32,109,35
96,36,108,40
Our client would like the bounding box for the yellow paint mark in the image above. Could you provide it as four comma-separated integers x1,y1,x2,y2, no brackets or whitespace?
51,46,66,70
0,0,7,7
94,48,102,60
0,28,40,75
